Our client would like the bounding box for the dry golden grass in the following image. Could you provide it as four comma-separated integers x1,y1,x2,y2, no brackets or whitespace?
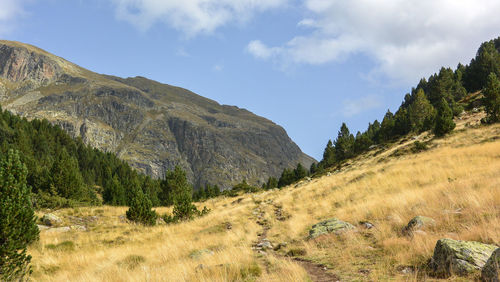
31,198,307,282
29,115,499,281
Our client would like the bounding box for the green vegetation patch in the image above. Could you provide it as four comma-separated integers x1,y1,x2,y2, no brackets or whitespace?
200,224,226,235
285,248,307,257
240,261,262,280
40,264,60,275
118,255,146,270
45,241,75,252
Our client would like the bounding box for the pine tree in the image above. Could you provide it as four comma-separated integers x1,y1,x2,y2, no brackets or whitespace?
321,140,336,167
264,177,278,190
309,163,318,174
50,149,88,201
408,89,436,132
278,168,295,188
171,176,197,221
353,132,372,154
142,176,160,207
334,123,355,161
427,68,454,106
126,184,157,226
366,120,381,143
197,184,207,201
393,108,411,136
463,40,500,92
205,184,215,198
433,98,456,137
379,110,395,142
160,166,190,206
0,150,39,280
294,163,307,180
484,72,500,123
104,174,126,206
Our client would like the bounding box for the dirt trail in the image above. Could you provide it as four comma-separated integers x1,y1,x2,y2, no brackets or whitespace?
251,199,340,282
293,258,340,282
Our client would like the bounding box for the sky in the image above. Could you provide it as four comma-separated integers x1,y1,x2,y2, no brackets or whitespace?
1,0,500,160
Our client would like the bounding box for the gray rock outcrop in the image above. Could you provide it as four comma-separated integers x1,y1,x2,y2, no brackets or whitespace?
431,238,498,277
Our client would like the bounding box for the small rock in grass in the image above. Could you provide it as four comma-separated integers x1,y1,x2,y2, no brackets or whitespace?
42,213,62,226
402,216,435,236
308,218,355,239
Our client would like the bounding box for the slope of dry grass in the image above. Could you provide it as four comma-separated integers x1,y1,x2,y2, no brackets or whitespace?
29,114,499,281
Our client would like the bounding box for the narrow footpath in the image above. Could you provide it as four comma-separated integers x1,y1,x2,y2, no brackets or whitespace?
251,199,340,282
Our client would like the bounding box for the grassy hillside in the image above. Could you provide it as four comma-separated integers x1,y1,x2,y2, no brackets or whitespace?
29,112,499,281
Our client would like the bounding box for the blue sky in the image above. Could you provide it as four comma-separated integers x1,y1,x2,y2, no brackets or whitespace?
1,0,500,160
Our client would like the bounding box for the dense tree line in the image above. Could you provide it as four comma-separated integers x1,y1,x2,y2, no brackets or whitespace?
0,107,162,208
0,107,226,208
259,37,500,188
312,37,500,172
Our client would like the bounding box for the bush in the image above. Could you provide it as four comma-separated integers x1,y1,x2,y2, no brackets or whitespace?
231,179,260,193
118,255,146,270
172,190,199,221
198,206,211,216
412,141,428,153
285,248,307,257
162,205,210,225
32,191,79,209
160,166,210,224
161,213,177,224
126,185,157,226
222,189,239,197
0,150,39,280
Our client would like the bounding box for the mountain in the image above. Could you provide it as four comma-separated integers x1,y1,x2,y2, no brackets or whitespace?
0,40,314,189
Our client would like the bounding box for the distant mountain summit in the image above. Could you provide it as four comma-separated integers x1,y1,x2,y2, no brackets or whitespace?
0,40,314,188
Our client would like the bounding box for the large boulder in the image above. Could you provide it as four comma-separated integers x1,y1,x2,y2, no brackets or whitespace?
308,218,355,239
402,216,435,236
482,248,500,282
431,238,498,277
42,213,62,226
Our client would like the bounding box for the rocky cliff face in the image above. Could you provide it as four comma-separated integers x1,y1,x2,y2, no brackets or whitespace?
0,40,315,188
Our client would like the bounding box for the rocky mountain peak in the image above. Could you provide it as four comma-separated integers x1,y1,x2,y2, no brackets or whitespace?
0,40,315,189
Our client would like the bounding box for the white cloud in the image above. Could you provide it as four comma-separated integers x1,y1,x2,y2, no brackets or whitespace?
212,64,223,71
247,0,500,85
0,0,27,34
246,40,282,60
111,0,289,37
341,95,382,117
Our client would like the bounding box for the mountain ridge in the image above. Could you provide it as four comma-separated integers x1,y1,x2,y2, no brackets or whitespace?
0,40,314,189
